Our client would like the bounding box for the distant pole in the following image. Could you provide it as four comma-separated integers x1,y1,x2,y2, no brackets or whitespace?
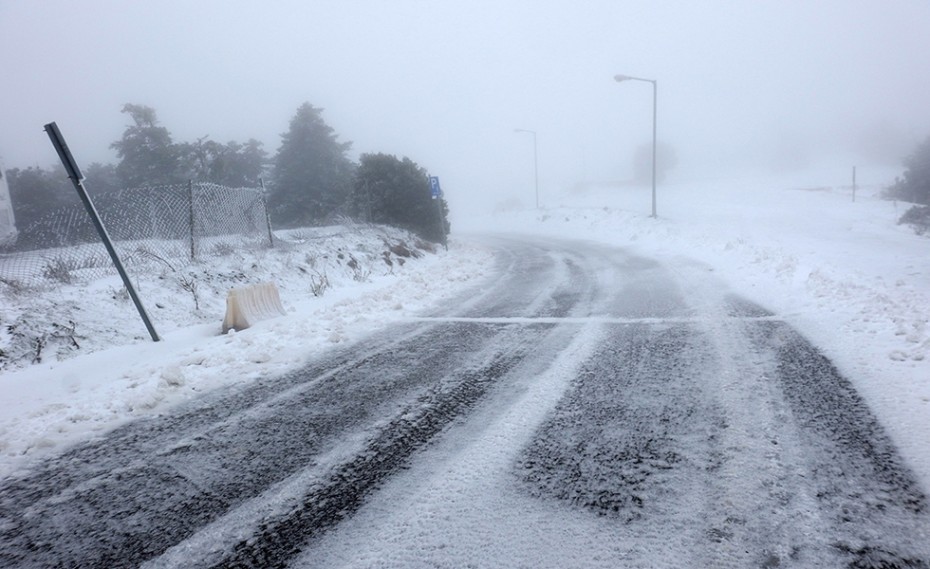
44,122,160,342
533,133,539,209
852,166,857,203
651,80,657,218
614,74,658,218
435,197,447,251
514,129,539,209
428,175,448,251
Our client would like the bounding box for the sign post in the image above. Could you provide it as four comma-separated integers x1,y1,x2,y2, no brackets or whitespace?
44,122,160,342
429,176,448,251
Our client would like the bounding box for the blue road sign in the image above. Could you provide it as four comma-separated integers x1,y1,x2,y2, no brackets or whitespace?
429,176,442,199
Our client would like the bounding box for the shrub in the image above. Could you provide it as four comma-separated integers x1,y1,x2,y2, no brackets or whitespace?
887,136,930,205
899,205,930,235
349,154,450,244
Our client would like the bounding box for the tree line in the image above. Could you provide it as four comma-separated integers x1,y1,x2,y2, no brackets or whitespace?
3,102,450,245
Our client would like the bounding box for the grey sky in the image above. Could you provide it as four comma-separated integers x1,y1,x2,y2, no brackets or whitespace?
2,1,929,214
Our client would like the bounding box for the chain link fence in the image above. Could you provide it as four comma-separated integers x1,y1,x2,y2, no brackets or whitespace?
0,182,273,286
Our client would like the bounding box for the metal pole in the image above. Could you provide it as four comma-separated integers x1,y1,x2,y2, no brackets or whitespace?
614,74,659,218
651,80,658,218
532,131,539,209
44,122,160,342
435,196,448,251
514,129,539,209
428,175,448,251
852,166,857,203
533,132,539,209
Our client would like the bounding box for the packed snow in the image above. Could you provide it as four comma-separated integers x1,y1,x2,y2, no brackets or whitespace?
1,166,928,506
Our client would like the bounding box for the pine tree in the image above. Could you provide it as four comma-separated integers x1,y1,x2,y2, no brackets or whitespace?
269,103,354,227
110,104,181,188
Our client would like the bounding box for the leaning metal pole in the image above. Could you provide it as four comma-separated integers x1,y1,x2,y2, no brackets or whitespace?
44,122,161,342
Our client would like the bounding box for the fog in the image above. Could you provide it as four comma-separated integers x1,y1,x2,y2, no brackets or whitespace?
2,1,929,218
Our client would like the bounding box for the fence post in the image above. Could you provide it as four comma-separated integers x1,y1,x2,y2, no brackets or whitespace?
259,178,274,248
188,180,196,260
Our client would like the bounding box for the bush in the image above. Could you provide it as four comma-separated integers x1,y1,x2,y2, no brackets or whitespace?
899,205,930,235
886,136,930,205
350,153,450,244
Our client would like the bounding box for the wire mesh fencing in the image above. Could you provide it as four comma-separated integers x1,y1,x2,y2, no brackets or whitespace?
0,182,273,287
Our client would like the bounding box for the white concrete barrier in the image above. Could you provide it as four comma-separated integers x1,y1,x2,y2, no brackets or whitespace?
222,282,286,333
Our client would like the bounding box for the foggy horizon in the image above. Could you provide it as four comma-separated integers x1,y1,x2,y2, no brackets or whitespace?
2,1,929,216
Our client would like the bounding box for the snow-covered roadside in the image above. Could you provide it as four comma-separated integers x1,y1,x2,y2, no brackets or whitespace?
462,168,930,492
0,225,494,478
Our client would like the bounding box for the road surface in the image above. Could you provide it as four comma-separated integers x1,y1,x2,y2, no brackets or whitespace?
0,236,927,568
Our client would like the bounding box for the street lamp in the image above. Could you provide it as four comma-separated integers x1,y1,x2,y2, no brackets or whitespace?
514,128,539,209
614,74,658,218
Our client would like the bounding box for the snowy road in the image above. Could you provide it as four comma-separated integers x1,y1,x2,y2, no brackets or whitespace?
1,236,928,568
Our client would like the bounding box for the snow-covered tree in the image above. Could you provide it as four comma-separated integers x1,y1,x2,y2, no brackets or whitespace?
177,137,267,188
111,104,181,188
268,103,354,227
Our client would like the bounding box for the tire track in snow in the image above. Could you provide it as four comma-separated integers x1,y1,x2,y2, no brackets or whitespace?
0,238,596,568
516,288,930,567
0,323,532,568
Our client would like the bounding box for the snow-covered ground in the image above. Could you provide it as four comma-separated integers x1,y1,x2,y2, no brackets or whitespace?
462,166,930,493
0,225,494,478
1,166,928,499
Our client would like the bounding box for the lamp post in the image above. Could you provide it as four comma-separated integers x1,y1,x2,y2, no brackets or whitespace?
514,128,539,209
614,74,658,218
